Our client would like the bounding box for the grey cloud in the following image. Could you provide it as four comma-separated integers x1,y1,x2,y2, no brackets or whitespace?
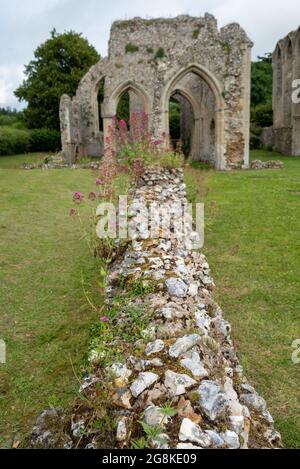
0,0,299,108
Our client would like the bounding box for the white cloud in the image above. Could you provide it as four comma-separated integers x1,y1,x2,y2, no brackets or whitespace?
0,0,300,109
0,65,25,109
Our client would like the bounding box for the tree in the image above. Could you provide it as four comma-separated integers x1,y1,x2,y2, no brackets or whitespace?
15,29,100,130
251,53,273,127
251,53,273,108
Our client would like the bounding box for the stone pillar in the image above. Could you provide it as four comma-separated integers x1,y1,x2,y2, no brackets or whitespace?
241,45,252,168
102,114,115,156
129,90,144,117
292,45,300,155
59,94,77,165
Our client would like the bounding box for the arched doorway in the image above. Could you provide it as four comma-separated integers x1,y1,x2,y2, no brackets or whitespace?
162,64,225,169
169,91,195,158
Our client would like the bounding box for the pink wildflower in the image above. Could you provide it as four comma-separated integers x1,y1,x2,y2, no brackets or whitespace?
73,192,84,203
69,208,77,216
100,316,109,323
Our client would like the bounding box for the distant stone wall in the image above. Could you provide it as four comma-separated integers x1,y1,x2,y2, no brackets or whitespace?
272,27,300,156
60,14,252,169
31,167,281,449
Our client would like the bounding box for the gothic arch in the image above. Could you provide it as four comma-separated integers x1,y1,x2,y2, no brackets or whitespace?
105,80,152,117
169,86,201,160
161,64,225,169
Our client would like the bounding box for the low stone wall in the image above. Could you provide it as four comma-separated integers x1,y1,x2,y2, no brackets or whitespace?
31,167,281,450
251,160,284,170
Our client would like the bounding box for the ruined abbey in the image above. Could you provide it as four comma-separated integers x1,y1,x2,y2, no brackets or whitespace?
271,28,300,156
60,14,253,169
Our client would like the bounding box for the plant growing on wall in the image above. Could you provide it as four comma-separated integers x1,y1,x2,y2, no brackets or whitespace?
125,43,139,53
155,48,166,60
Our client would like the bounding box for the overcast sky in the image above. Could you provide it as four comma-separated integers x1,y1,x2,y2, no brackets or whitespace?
1,0,300,109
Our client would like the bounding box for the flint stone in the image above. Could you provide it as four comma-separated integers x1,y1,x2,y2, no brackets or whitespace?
160,304,187,320
157,321,184,339
130,372,159,397
198,380,229,421
229,416,244,435
116,417,130,442
169,334,202,358
264,429,281,446
205,430,224,448
223,377,243,416
127,356,163,371
112,387,132,409
188,283,199,297
111,363,132,382
166,278,188,298
144,405,170,427
180,351,208,379
164,370,197,396
221,430,240,449
145,340,165,356
179,418,211,448
239,391,267,412
195,311,211,335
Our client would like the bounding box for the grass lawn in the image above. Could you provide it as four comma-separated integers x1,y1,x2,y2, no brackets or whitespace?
0,153,109,447
185,149,300,448
1,149,299,448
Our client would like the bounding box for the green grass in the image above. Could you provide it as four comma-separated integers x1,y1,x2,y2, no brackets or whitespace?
1,149,300,448
184,149,300,448
0,153,47,168
0,153,113,447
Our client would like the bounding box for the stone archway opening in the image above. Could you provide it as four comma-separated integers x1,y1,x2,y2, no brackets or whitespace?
97,77,105,134
163,66,224,168
169,92,194,158
114,85,150,128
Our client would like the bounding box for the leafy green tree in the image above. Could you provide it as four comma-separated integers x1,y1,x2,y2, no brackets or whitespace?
251,53,273,127
251,53,273,107
15,29,100,130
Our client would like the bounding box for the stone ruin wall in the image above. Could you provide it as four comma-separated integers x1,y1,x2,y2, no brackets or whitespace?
31,167,282,449
272,27,300,156
60,14,253,169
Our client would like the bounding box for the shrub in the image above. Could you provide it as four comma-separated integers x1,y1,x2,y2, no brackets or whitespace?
250,134,261,150
29,128,61,152
158,151,184,169
251,103,273,127
125,43,139,53
0,127,61,156
0,115,19,127
192,28,200,39
155,48,166,60
0,127,31,155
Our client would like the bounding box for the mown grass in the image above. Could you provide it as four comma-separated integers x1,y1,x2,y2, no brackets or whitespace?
184,149,300,448
0,153,118,448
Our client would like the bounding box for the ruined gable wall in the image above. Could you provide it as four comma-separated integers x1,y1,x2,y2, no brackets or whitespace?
272,28,300,156
60,14,252,169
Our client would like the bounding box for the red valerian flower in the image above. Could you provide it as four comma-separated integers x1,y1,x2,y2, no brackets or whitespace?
73,192,84,203
99,316,109,323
